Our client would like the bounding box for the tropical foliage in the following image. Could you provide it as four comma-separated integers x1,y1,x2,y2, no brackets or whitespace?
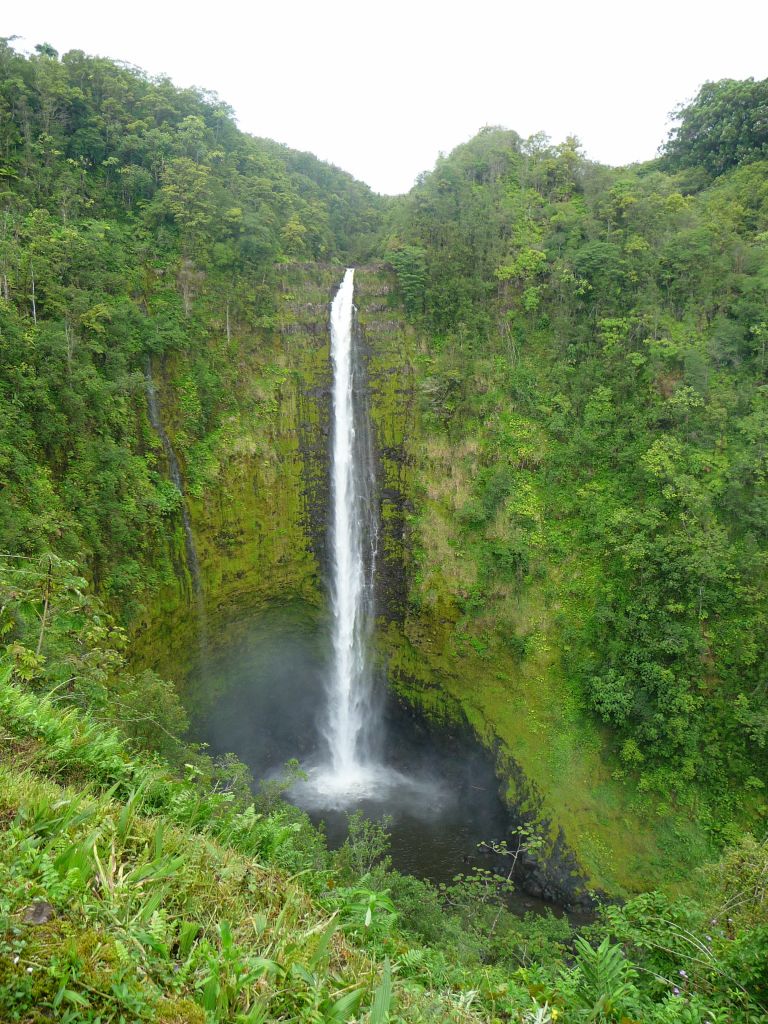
385,92,768,812
1,39,767,1022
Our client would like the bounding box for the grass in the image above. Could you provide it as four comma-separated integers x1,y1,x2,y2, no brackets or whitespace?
0,668,507,1023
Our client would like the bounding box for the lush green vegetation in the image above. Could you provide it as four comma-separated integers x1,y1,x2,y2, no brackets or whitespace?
663,78,768,177
1,39,767,1022
385,91,768,820
2,558,767,1022
0,38,384,609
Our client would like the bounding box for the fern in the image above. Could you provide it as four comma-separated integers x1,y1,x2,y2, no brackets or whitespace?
569,936,639,1019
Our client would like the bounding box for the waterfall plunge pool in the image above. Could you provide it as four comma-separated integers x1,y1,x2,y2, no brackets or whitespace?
185,603,575,916
178,270,589,917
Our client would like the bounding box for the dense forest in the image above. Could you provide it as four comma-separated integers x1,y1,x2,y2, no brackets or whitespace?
385,81,768,812
1,40,767,1023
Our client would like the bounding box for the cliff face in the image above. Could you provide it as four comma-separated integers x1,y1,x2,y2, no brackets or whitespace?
356,269,417,624
130,264,336,679
130,264,414,672
131,262,703,898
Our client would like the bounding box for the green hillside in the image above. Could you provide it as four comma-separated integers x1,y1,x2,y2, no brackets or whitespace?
1,42,767,1022
381,106,768,884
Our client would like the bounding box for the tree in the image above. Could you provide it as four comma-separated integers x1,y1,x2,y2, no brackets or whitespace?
664,78,768,176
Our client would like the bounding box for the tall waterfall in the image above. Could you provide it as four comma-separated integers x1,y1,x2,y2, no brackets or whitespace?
291,269,442,814
324,267,379,786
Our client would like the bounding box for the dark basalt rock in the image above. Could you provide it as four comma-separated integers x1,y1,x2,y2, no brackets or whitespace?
514,826,595,911
491,744,595,910
22,902,55,925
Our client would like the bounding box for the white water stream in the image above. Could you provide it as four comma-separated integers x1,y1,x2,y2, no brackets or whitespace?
299,267,383,802
326,267,376,779
294,269,439,810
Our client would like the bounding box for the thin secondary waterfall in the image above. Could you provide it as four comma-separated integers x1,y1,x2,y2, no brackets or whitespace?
144,358,205,621
324,267,379,785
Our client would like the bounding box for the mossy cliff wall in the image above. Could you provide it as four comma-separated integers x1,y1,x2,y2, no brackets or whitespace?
354,270,416,623
131,262,705,899
131,263,419,664
130,264,338,680
358,269,709,898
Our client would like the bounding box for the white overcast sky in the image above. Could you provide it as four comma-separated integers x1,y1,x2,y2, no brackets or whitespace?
4,1,767,194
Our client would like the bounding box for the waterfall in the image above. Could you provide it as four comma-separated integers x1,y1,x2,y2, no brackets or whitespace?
292,267,392,807
144,359,205,621
325,267,378,782
290,269,443,813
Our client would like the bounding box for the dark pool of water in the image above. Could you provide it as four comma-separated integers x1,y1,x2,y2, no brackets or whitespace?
185,605,565,914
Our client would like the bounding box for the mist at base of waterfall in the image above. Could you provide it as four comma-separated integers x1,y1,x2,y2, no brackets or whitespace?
185,604,512,883
290,761,447,816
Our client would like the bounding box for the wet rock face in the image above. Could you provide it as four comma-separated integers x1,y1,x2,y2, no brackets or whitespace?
354,268,416,625
290,265,416,620
494,747,593,910
377,463,412,621
281,273,334,575
297,376,331,573
475,833,594,912
515,829,594,911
